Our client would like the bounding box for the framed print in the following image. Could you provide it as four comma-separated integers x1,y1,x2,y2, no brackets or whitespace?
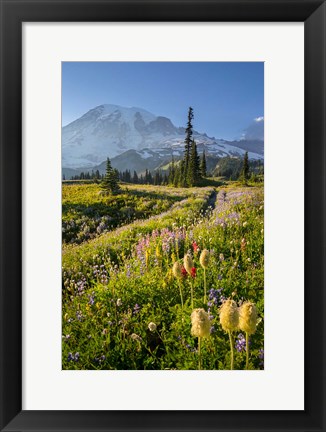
0,0,325,431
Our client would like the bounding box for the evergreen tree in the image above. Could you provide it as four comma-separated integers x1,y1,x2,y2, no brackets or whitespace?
100,157,120,194
201,151,207,177
183,107,194,185
177,160,185,187
168,157,176,185
188,140,201,186
241,151,250,183
133,170,139,184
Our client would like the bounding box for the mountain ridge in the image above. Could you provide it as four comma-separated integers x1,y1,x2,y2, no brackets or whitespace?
62,104,264,173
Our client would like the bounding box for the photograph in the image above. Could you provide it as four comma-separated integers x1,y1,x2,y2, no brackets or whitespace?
61,62,264,370
2,0,326,428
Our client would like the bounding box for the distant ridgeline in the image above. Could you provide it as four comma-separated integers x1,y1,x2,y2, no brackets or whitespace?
63,107,264,187
62,104,264,183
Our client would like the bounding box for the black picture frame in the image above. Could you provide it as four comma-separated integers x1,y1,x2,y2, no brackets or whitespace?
0,1,325,431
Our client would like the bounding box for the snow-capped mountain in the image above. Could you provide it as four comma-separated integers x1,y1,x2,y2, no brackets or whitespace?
62,104,263,170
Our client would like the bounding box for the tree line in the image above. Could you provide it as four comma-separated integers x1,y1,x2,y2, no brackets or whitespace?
119,169,169,185
64,107,263,192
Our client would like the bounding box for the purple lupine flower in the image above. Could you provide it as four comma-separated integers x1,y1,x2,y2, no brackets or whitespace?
133,304,141,315
235,333,247,352
76,310,83,321
67,352,80,362
94,355,106,364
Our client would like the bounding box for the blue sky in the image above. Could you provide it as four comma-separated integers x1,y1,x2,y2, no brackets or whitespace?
62,62,264,141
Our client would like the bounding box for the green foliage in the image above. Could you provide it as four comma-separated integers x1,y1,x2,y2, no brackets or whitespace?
62,183,264,370
101,158,120,194
183,106,194,185
168,107,203,187
240,151,250,184
62,183,188,244
187,140,201,186
214,156,243,180
201,151,207,177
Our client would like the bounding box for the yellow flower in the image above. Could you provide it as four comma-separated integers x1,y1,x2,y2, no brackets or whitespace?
219,299,239,332
155,245,162,260
199,249,210,269
184,253,193,275
145,250,150,268
191,308,211,338
239,301,258,335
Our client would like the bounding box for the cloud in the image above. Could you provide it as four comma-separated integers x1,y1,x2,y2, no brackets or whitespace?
242,116,264,140
254,116,264,123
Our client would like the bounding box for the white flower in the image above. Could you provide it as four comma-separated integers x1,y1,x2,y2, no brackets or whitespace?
191,308,210,338
116,298,122,307
148,322,157,332
243,221,248,227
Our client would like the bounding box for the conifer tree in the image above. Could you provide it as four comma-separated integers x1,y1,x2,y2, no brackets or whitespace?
241,151,250,183
188,140,201,186
183,107,194,185
168,157,176,185
101,157,120,194
133,170,139,184
154,171,160,185
201,150,207,177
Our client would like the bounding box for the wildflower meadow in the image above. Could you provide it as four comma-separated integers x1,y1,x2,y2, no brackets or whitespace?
62,182,264,370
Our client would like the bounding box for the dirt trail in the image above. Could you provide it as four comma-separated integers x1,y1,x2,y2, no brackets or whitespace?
207,189,217,209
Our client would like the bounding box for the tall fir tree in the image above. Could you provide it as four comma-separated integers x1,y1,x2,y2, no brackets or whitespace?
188,140,201,186
100,157,120,194
241,151,250,183
201,150,207,177
183,107,194,186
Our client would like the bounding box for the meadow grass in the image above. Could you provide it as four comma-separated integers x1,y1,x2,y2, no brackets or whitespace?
62,183,264,370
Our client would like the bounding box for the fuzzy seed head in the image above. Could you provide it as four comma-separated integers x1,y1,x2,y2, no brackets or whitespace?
239,301,258,335
191,308,211,338
148,322,157,332
184,254,194,275
200,249,210,269
219,299,239,332
172,261,182,279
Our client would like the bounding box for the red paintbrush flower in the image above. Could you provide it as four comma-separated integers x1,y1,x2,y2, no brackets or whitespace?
192,241,200,253
181,265,188,277
191,267,197,278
